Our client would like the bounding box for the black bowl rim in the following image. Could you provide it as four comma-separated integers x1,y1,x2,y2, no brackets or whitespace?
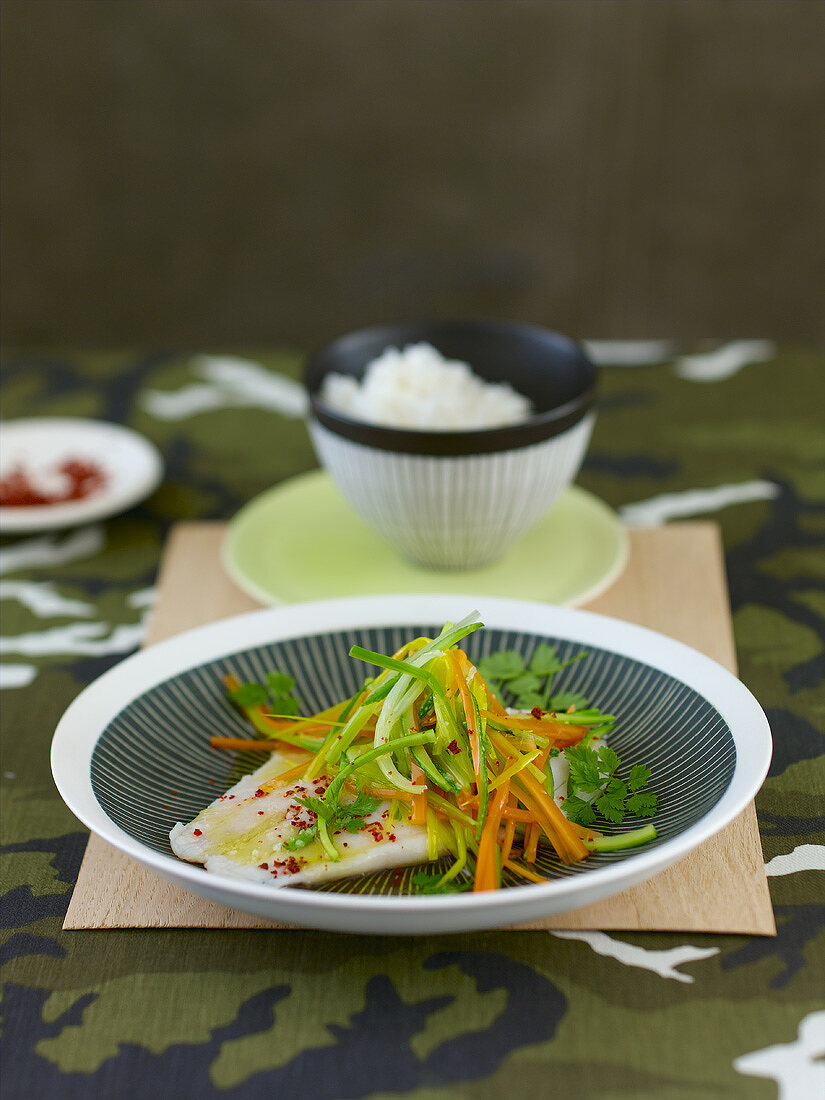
304,320,597,456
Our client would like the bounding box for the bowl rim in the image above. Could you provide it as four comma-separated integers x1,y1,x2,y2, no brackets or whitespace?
50,594,772,935
304,319,598,456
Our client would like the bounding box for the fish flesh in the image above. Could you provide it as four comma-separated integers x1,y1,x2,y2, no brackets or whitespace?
170,750,435,888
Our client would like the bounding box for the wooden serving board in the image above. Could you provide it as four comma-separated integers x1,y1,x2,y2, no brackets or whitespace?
64,522,775,934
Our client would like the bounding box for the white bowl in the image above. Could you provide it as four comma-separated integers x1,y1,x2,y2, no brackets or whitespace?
51,595,772,936
304,321,598,569
309,414,595,569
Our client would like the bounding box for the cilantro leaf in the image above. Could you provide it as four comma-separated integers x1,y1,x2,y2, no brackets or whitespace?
477,650,526,681
595,777,627,825
564,742,658,827
337,793,382,832
296,795,329,820
626,792,658,817
548,691,589,711
228,682,269,707
628,764,652,792
507,673,543,697
271,695,300,716
528,643,561,676
513,691,545,711
345,791,382,817
412,871,472,895
597,745,621,775
564,743,604,792
266,671,296,696
284,828,318,851
561,795,598,825
298,790,381,835
228,667,302,719
595,792,626,823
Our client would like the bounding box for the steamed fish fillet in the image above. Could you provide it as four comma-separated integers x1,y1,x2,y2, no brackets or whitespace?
170,750,437,888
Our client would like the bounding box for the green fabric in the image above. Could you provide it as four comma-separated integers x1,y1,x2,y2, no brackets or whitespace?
1,347,823,1098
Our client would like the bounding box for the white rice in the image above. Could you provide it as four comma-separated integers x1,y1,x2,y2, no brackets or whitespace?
319,342,532,430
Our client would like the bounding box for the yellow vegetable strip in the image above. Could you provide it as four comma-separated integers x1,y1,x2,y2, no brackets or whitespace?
410,763,428,826
450,650,480,779
426,809,440,861
481,709,588,747
501,793,517,863
488,749,541,792
504,859,549,885
524,822,540,863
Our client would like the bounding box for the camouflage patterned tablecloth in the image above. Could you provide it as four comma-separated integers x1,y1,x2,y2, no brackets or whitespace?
1,344,823,1099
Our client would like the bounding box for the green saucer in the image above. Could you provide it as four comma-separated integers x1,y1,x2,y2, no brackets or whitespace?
222,470,628,606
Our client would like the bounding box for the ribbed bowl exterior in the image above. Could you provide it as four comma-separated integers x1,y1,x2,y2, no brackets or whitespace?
309,413,595,569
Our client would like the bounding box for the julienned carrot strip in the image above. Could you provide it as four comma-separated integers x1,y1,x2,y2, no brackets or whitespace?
410,763,428,826
459,795,537,826
501,793,517,863
455,651,507,718
512,781,587,865
516,769,588,860
524,822,540,863
489,728,588,863
485,693,508,718
473,782,510,892
342,779,413,802
512,783,572,862
211,737,291,752
450,651,480,778
481,710,588,746
504,859,548,885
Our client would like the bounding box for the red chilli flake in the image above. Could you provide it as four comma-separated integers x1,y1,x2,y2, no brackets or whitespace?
447,740,459,755
257,810,265,816
254,789,266,798
259,862,268,870
531,707,543,720
0,458,107,507
193,829,202,836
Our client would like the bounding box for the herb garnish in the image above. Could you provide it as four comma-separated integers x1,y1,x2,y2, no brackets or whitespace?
477,643,589,712
227,670,302,716
411,871,473,895
562,742,658,825
284,791,382,852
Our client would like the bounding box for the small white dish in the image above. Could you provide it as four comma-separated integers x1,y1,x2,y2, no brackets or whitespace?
51,594,772,935
0,418,164,533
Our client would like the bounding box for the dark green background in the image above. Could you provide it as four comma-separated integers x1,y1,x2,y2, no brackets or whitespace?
2,0,824,349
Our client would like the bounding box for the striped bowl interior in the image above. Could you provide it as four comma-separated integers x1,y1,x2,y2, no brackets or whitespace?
91,624,736,894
